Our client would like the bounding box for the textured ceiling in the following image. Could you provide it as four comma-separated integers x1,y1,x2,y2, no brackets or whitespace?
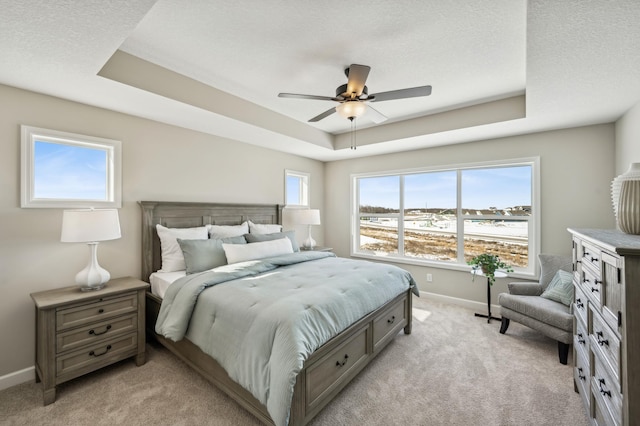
1,1,639,161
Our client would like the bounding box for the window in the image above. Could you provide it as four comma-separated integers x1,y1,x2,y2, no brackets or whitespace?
21,125,122,208
285,170,310,207
352,159,539,276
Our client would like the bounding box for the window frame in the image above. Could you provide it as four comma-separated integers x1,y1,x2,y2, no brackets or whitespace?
284,169,310,208
350,158,540,279
20,125,122,208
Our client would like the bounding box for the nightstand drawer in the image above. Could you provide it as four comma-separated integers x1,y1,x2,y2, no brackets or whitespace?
56,332,138,380
56,292,137,331
56,313,137,354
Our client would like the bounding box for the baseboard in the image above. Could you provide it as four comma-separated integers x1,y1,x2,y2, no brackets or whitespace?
0,366,35,391
418,291,501,314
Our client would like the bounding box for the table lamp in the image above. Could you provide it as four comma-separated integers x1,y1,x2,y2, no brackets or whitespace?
291,209,321,249
61,208,121,291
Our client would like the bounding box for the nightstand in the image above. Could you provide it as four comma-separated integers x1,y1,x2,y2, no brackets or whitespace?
300,246,333,252
30,277,149,405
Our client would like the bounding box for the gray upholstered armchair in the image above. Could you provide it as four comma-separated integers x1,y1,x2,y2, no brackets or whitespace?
497,254,574,364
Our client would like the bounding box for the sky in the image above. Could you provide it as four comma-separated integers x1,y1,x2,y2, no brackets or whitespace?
33,140,108,200
359,165,532,210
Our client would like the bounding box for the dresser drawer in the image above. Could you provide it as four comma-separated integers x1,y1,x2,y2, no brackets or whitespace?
56,313,137,354
574,311,589,360
306,325,369,406
56,292,137,331
574,347,590,407
590,306,621,383
591,351,622,426
56,332,138,381
574,284,589,329
372,296,406,350
580,265,602,306
579,241,602,277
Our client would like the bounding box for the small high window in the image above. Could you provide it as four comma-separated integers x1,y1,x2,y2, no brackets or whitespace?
21,125,122,208
285,170,310,208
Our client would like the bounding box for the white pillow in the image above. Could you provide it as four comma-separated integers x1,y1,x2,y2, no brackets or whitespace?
222,237,293,264
248,220,283,234
156,224,208,272
207,222,249,239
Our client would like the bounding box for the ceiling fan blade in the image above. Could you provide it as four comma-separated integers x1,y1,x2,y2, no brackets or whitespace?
365,105,388,124
369,85,432,102
278,93,338,101
308,107,336,122
346,64,370,98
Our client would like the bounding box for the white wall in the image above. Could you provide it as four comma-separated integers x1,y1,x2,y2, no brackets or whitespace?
0,84,324,379
324,125,616,306
615,100,640,174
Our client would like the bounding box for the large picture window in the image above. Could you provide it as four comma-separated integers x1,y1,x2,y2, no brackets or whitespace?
21,125,122,208
352,159,539,276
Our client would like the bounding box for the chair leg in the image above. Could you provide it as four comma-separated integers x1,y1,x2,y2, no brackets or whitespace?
558,342,570,365
499,317,510,334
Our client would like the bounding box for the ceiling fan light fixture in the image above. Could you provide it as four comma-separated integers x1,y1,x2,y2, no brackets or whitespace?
336,101,367,120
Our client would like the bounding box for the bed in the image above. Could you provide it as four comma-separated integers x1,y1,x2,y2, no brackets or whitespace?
140,201,416,426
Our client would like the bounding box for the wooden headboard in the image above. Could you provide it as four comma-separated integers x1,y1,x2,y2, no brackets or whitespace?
139,201,283,282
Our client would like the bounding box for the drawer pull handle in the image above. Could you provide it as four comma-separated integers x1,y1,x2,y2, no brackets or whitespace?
335,354,349,368
387,315,396,324
577,367,586,381
576,299,584,309
89,344,112,357
590,257,599,263
89,325,112,336
98,308,105,314
596,331,609,347
591,287,599,293
594,279,602,285
582,277,590,283
577,333,585,345
598,378,611,398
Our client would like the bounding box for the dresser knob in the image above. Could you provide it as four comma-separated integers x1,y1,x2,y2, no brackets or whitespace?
387,315,396,324
596,331,609,347
577,367,586,381
598,378,611,398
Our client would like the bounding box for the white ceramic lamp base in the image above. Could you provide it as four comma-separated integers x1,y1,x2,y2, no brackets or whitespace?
76,242,110,291
303,225,316,249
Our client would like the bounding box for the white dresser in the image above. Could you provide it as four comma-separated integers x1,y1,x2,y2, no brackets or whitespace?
568,228,640,426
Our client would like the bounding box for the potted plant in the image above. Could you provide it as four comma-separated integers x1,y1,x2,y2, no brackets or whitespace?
468,253,513,285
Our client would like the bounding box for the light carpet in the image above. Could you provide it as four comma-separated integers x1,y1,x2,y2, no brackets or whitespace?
0,297,589,425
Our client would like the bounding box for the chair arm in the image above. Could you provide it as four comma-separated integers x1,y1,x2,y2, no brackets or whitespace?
508,281,543,296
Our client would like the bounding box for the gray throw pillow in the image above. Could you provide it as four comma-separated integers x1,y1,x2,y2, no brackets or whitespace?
244,230,300,252
178,236,246,274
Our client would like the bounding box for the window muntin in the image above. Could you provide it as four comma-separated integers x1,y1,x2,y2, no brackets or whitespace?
352,160,537,275
21,125,121,208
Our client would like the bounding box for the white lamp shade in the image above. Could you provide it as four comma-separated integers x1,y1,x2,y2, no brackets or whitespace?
291,209,321,225
336,101,367,119
61,209,121,243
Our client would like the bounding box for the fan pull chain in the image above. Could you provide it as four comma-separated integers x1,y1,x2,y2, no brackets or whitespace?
350,118,357,150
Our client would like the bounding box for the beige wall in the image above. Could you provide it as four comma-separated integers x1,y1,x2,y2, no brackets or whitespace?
615,100,640,174
0,84,324,377
324,125,616,305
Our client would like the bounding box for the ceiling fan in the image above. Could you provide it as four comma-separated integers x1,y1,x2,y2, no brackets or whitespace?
278,64,432,124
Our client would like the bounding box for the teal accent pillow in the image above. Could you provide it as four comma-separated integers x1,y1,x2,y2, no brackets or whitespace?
178,236,246,274
244,230,300,252
540,269,574,306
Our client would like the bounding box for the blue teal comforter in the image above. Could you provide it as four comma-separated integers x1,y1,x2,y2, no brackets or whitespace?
155,252,417,426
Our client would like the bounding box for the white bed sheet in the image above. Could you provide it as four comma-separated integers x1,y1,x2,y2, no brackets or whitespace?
149,270,186,298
